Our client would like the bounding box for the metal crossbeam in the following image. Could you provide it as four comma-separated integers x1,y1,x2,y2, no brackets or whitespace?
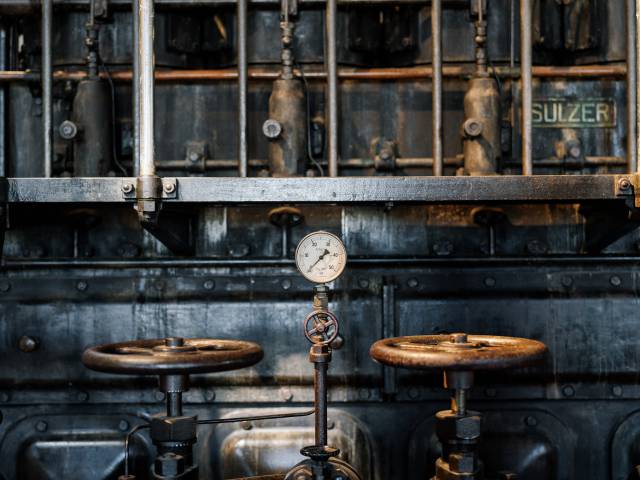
5,175,630,204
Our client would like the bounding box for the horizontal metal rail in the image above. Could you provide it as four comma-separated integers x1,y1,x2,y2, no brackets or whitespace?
0,0,476,9
5,175,631,203
0,65,627,83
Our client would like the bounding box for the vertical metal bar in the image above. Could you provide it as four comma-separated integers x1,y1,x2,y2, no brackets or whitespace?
0,24,7,176
628,0,638,174
138,0,155,177
237,0,248,177
42,0,53,178
326,0,339,177
432,0,443,176
132,0,140,176
382,283,397,396
520,0,533,176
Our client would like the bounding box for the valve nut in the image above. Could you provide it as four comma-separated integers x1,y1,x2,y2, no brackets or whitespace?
436,410,482,441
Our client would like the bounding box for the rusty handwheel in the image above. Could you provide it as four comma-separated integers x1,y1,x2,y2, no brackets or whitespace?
303,310,339,345
82,337,264,375
370,333,547,371
370,333,547,480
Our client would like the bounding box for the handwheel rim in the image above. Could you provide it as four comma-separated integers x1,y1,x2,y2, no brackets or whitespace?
369,334,547,371
82,338,264,375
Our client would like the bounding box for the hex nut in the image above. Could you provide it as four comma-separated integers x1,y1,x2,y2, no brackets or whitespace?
155,452,185,476
150,415,197,443
436,411,482,441
449,452,477,473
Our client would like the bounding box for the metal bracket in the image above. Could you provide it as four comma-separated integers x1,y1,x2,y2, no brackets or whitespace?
121,178,178,200
615,174,640,215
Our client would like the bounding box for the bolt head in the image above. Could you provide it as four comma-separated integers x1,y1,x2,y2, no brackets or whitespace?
163,182,176,194
618,178,632,191
122,183,134,194
262,119,283,139
59,120,78,140
463,118,483,138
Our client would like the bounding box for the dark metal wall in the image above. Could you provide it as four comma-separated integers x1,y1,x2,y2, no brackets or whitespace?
1,1,639,479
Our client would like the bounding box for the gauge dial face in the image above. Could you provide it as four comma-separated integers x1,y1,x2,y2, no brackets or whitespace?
295,231,347,284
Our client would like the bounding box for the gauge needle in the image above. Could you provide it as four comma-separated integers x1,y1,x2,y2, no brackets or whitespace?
307,249,330,273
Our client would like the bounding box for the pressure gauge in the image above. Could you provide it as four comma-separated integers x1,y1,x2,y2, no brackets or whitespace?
295,231,347,284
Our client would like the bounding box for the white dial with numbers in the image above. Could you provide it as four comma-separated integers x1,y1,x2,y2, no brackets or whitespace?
295,231,347,284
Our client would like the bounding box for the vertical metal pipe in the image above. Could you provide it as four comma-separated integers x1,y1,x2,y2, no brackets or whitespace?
237,0,248,177
637,0,640,173
326,0,339,177
0,24,7,176
138,0,155,177
132,0,140,176
314,362,328,446
628,0,638,174
520,0,533,176
42,0,53,178
432,0,443,176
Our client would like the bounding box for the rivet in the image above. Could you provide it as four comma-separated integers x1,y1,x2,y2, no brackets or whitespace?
524,416,538,427
0,281,11,293
77,391,89,402
407,387,421,400
119,420,130,431
35,420,48,432
612,385,623,397
358,278,369,289
280,388,293,402
484,277,496,287
76,280,88,292
610,275,622,287
241,421,253,430
205,390,216,401
561,276,573,288
407,278,419,288
203,280,215,290
358,388,371,400
281,279,292,291
18,336,39,353
0,392,9,403
155,392,166,402
562,385,575,397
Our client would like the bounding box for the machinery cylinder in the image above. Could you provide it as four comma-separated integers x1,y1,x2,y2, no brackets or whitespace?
462,76,501,176
72,78,113,176
267,78,307,176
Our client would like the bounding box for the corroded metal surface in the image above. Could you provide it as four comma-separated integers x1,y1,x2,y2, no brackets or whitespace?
82,337,264,375
370,334,547,371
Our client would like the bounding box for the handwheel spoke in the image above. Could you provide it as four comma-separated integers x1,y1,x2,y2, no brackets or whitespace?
115,346,153,355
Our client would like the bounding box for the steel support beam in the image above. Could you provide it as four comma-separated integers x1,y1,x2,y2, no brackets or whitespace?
5,175,632,204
